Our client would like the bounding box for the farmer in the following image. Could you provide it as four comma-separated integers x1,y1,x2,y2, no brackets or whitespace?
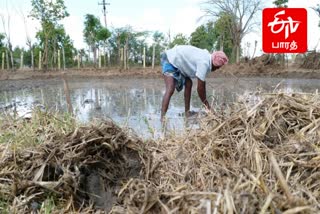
160,45,228,122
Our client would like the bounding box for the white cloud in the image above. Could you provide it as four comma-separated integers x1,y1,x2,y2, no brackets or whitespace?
62,15,85,49
170,6,203,37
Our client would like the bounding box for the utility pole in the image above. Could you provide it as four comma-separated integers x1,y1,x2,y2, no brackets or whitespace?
98,0,110,28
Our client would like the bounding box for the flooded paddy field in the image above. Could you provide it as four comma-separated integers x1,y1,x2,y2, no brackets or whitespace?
1,76,320,213
1,76,320,138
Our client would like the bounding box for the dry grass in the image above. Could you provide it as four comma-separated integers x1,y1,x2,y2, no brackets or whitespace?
1,92,320,213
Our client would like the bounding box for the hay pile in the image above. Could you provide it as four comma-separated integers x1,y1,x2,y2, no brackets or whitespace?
1,93,320,213
116,93,320,213
0,119,145,213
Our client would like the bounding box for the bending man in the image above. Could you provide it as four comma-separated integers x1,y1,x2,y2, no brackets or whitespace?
160,45,228,121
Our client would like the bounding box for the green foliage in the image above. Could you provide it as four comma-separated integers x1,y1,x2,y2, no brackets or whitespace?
83,14,111,65
0,33,5,48
190,16,233,60
29,0,69,69
213,13,233,59
0,33,6,67
190,25,214,50
40,197,56,214
36,24,76,68
153,31,164,44
0,199,9,214
30,0,69,23
83,14,102,47
97,28,111,42
0,110,76,147
150,31,166,65
108,26,150,65
169,33,189,48
273,0,289,7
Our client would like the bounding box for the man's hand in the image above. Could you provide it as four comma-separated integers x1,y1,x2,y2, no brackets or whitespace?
197,78,210,110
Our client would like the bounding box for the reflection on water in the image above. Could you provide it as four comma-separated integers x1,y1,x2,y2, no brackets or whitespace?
1,77,320,138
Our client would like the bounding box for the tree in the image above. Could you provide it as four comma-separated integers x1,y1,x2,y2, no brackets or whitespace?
190,19,232,59
202,0,262,63
0,33,6,68
213,14,233,58
152,31,165,66
30,0,69,70
312,4,320,27
20,10,35,70
36,24,75,69
190,25,212,50
169,33,189,48
0,33,4,47
107,27,150,66
1,13,14,70
83,14,110,67
97,27,111,66
273,0,288,7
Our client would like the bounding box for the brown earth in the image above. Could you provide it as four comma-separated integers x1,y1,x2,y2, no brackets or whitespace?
1,55,320,84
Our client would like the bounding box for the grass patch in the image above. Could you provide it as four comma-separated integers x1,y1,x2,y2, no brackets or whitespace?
0,109,76,148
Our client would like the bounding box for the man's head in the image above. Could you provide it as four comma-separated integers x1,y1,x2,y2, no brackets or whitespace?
211,51,228,71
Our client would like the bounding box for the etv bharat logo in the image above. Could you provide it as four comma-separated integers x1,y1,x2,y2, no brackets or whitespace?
263,8,307,53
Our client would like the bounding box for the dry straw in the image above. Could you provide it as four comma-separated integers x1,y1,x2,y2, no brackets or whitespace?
1,92,320,213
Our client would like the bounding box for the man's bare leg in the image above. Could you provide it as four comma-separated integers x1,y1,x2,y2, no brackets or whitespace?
184,77,192,117
161,75,175,122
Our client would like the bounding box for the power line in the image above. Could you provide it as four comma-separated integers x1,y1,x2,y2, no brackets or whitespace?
98,0,110,28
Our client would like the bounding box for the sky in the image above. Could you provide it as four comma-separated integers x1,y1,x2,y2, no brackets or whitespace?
0,0,319,56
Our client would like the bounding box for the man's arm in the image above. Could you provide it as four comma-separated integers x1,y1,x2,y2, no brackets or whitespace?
197,77,210,110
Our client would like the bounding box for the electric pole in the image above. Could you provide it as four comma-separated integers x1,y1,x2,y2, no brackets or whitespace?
98,0,110,28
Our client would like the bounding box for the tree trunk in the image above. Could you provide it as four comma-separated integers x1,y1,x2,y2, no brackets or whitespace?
236,44,240,64
44,34,49,71
152,45,155,69
231,46,236,64
62,46,66,70
93,46,97,67
1,52,4,70
125,36,129,70
39,51,42,70
251,41,257,59
220,35,224,51
123,48,126,70
10,50,14,70
31,49,34,71
236,35,241,64
53,39,57,70
77,54,80,69
6,51,9,70
20,52,24,69
117,33,121,66
58,50,61,70
143,47,146,68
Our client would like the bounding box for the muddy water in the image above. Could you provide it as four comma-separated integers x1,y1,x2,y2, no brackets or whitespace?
1,77,320,138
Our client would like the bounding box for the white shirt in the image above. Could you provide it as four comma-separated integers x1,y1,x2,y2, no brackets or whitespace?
166,45,212,81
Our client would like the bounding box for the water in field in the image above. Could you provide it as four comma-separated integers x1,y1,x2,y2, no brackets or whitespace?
1,77,320,138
